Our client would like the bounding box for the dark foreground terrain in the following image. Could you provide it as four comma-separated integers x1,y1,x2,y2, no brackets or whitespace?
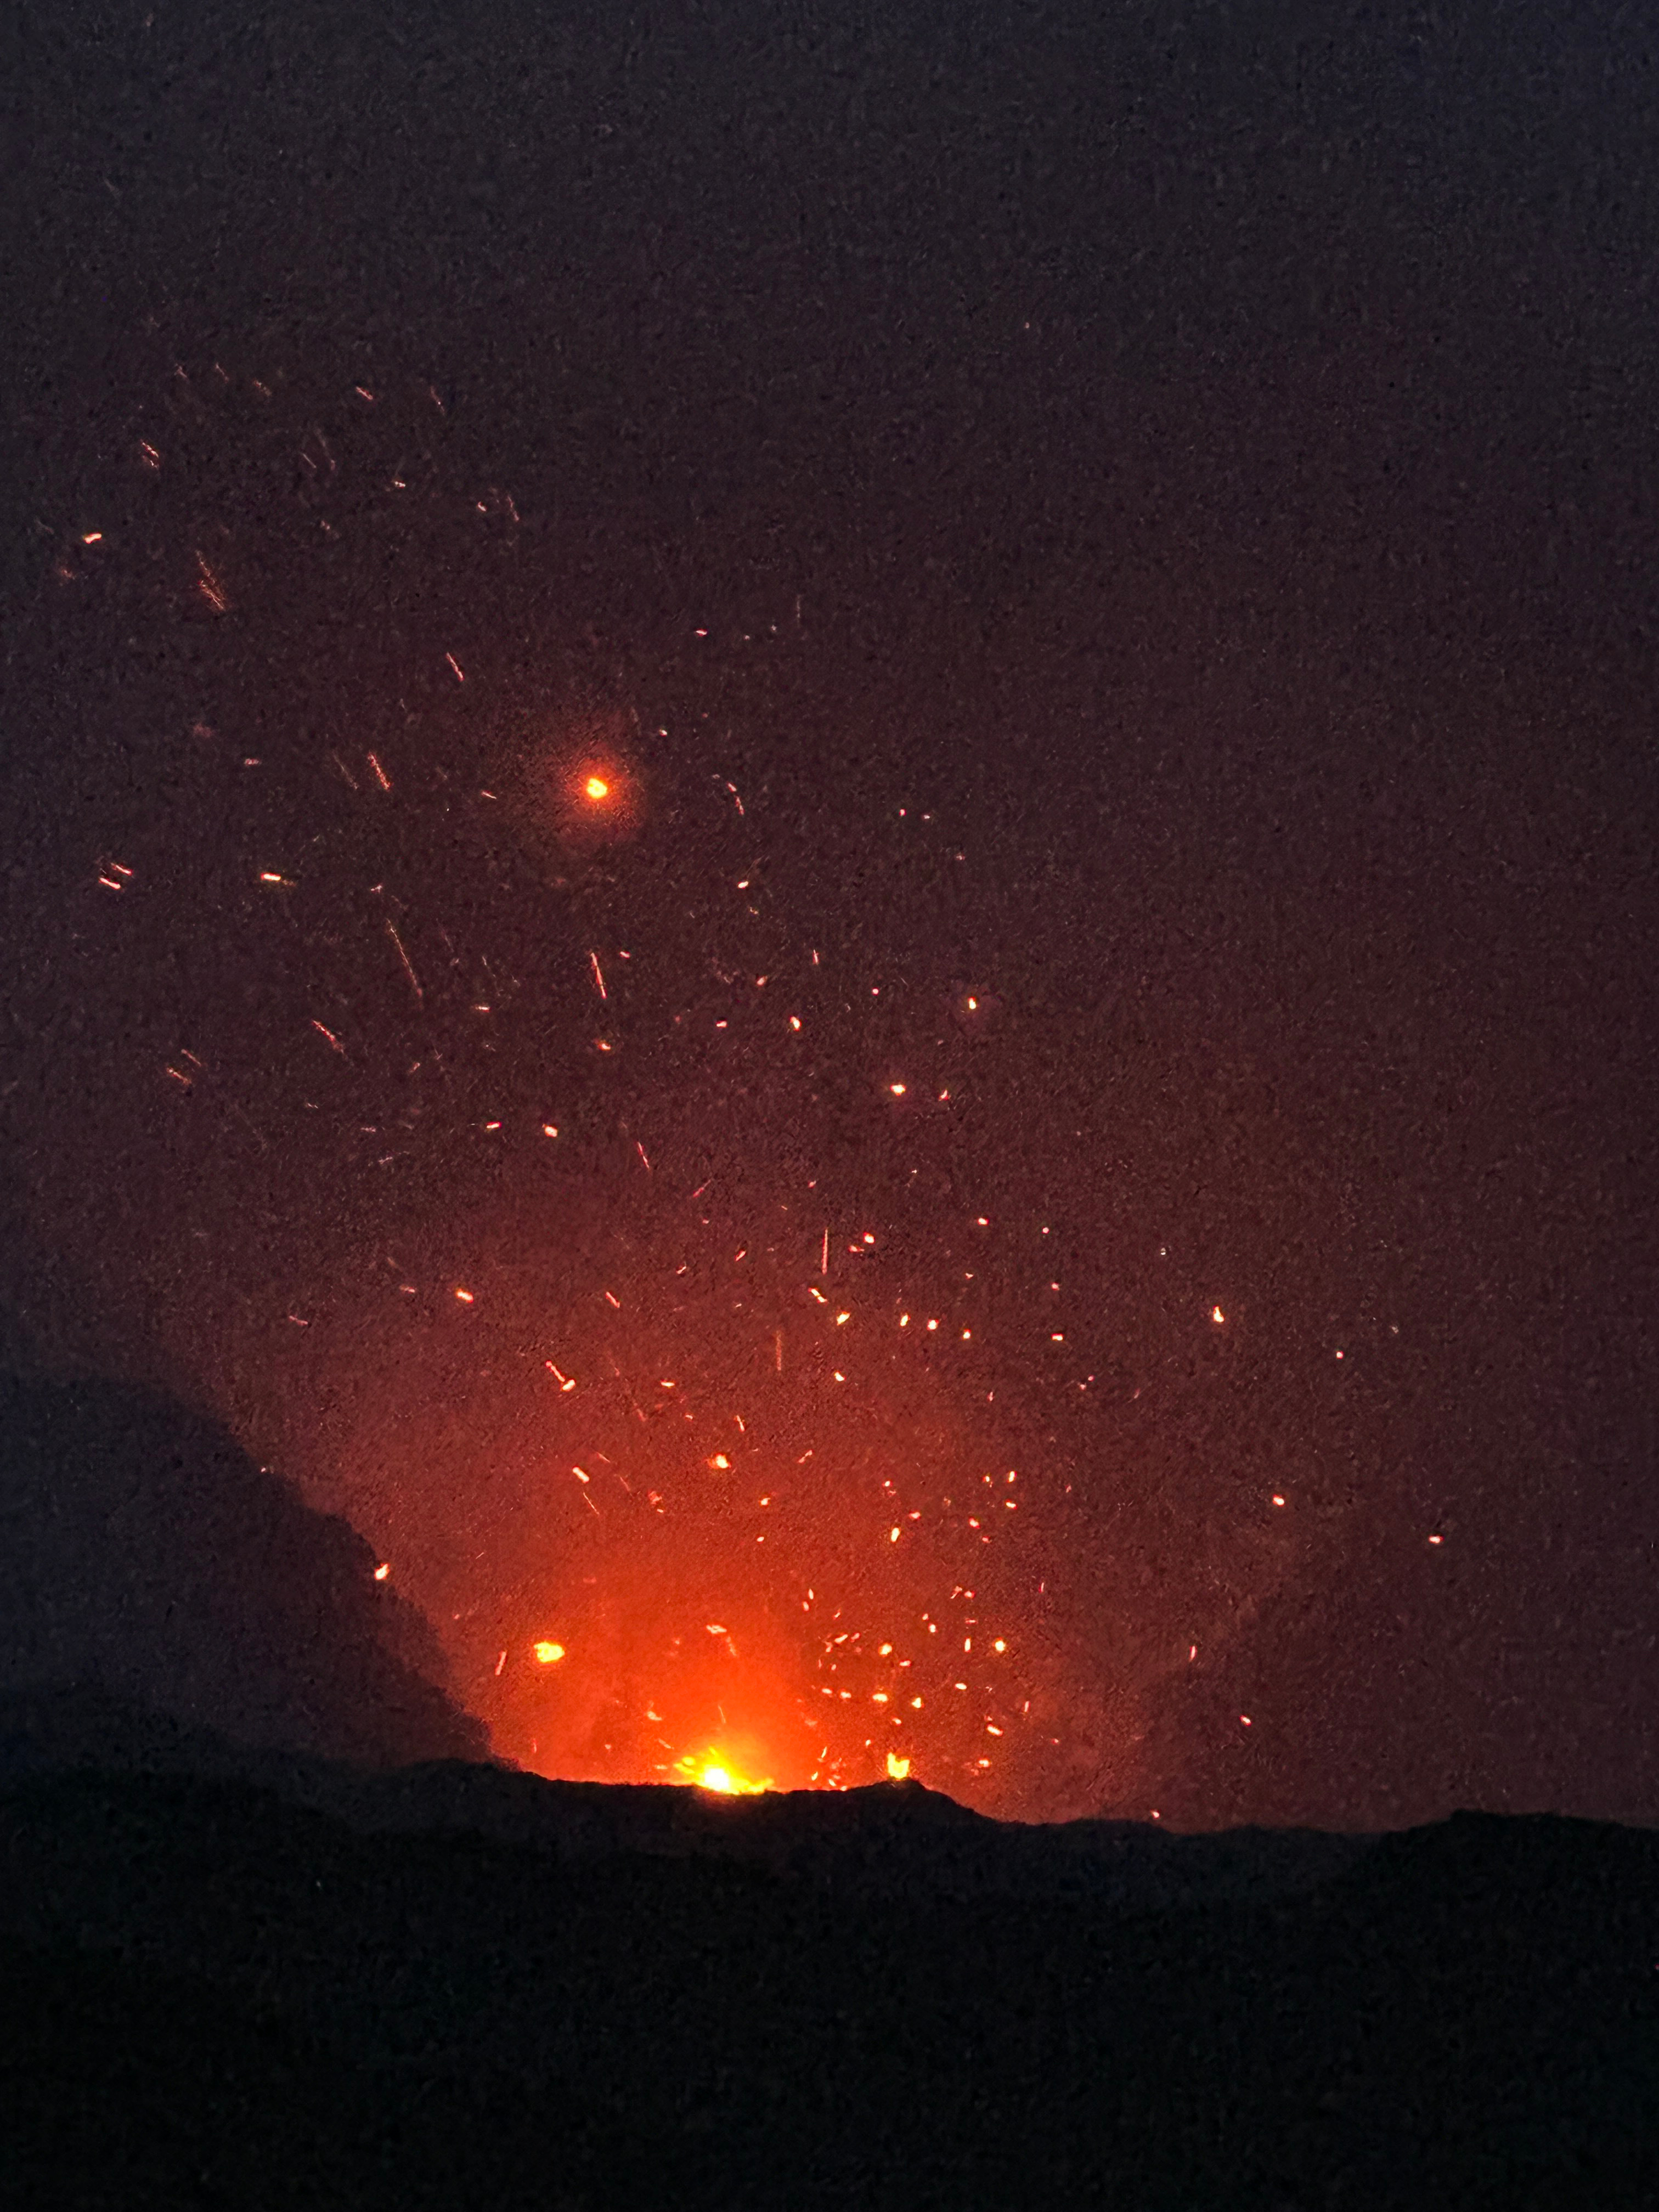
1,1694,1655,2210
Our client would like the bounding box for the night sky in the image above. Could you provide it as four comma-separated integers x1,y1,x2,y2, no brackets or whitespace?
4,0,1656,1827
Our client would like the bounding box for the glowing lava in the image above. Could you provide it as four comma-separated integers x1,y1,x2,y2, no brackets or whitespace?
583,775,610,801
676,1751,772,1795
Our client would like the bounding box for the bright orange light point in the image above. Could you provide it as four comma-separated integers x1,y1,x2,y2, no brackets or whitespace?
885,1752,911,1780
675,1750,772,1794
583,775,609,801
533,1639,566,1664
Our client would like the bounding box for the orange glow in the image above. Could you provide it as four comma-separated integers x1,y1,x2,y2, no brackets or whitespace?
526,706,646,849
563,755,634,830
885,1752,911,1780
317,1188,1084,1819
676,1751,772,1795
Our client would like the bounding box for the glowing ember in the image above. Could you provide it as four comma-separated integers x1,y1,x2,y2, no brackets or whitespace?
584,775,610,801
533,1639,566,1664
885,1752,911,1780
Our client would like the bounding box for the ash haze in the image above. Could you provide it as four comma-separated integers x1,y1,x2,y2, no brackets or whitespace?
3,0,1656,1827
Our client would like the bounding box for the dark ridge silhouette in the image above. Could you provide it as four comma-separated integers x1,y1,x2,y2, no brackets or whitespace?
0,1365,487,1769
2,1745,1656,2211
0,1680,1373,1912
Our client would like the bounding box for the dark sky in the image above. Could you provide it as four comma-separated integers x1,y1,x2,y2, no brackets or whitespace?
4,0,1656,1825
